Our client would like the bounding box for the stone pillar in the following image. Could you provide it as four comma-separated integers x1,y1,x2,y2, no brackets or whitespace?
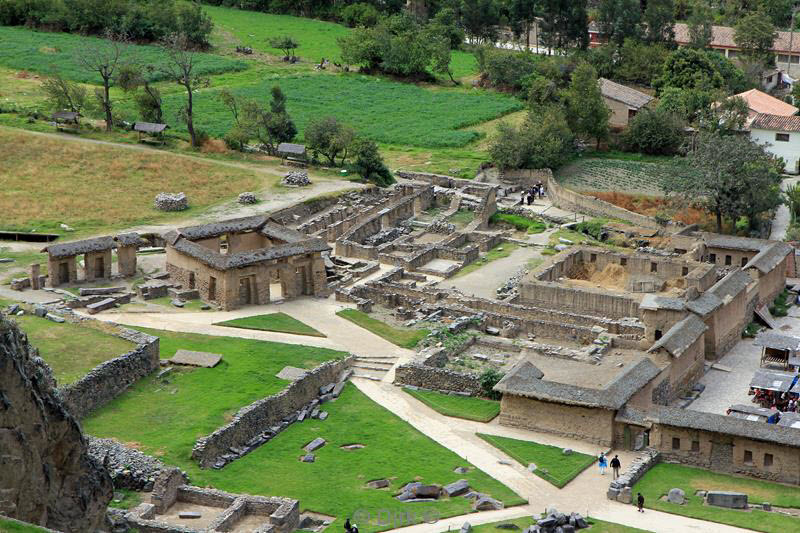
116,246,137,277
29,263,41,290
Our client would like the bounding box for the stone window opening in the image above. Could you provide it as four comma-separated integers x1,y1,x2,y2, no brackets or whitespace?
94,256,105,278
741,257,748,267
590,253,597,263
682,266,689,276
691,440,700,452
764,453,774,467
671,437,680,450
620,257,627,266
650,262,657,273
744,450,753,465
654,329,663,341
709,253,716,263
725,255,732,266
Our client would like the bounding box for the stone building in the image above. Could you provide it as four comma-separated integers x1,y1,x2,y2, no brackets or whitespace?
42,233,144,287
164,215,330,311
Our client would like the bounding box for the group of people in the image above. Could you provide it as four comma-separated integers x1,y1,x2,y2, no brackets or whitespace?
598,452,645,512
521,181,547,206
749,387,799,412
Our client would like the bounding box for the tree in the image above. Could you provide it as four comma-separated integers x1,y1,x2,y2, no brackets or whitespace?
489,106,574,170
340,3,380,28
616,39,669,85
305,116,357,166
734,12,777,66
563,63,610,148
700,94,749,134
662,133,784,233
656,86,714,122
77,30,126,131
622,108,685,155
160,33,208,148
655,47,724,91
539,0,589,51
527,76,560,110
240,85,298,155
643,0,675,44
42,74,87,113
505,0,538,49
687,0,714,49
428,7,466,49
597,0,642,46
117,63,163,124
460,0,501,43
351,139,394,186
479,368,504,400
269,36,299,60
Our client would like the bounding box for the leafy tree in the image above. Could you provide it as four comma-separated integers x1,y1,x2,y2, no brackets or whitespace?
705,51,751,93
527,76,560,110
643,0,675,44
476,47,538,91
597,0,642,46
563,63,610,148
351,139,394,186
734,12,777,66
428,7,465,49
305,116,357,166
77,30,126,131
505,0,538,49
479,368,504,400
687,0,714,49
622,108,685,155
340,3,380,27
663,133,784,233
117,63,163,123
700,94,749,134
460,0,501,43
655,47,724,91
616,39,669,85
269,35,299,59
160,33,209,148
238,85,298,155
42,74,87,113
489,106,574,170
656,86,714,122
539,0,589,51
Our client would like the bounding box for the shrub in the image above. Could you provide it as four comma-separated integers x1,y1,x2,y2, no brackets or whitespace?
622,108,685,155
489,106,574,170
477,47,538,92
350,139,394,187
340,3,379,28
480,368,504,400
223,126,249,151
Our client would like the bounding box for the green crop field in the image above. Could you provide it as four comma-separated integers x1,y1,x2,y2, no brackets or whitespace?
555,158,693,196
141,74,522,147
0,26,248,85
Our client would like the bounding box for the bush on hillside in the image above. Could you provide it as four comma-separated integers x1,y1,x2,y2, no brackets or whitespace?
622,108,685,155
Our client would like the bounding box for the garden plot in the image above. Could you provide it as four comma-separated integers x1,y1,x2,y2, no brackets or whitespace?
556,159,689,196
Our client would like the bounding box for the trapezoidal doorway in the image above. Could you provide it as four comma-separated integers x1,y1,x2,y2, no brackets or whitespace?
238,276,254,305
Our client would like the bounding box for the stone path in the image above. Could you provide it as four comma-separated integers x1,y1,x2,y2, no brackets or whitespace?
770,176,800,241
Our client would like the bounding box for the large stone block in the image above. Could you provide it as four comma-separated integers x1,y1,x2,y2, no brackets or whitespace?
707,491,747,509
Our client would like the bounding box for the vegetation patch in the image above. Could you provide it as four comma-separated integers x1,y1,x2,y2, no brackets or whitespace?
633,463,800,532
403,387,500,422
15,315,134,385
215,312,325,337
477,433,595,488
490,212,546,233
455,241,519,278
0,516,52,533
555,158,690,196
336,309,429,349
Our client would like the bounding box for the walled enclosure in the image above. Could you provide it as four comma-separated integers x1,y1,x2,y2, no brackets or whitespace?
43,233,144,287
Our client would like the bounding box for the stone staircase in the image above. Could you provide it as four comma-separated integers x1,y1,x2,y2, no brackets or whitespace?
351,356,398,381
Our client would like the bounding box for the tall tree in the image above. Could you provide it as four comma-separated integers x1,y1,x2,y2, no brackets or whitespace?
734,12,777,66
687,0,714,49
597,0,642,46
460,0,500,43
77,30,126,131
160,33,208,148
662,133,784,233
305,116,357,166
563,63,610,148
505,0,538,49
351,139,394,186
42,74,87,114
539,0,589,51
643,0,675,44
117,63,164,124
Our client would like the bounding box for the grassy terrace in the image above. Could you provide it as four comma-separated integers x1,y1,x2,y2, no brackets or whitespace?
14,315,134,385
336,309,429,349
403,387,500,422
458,516,652,533
0,517,51,533
215,312,325,337
455,241,519,278
633,463,800,532
477,434,595,488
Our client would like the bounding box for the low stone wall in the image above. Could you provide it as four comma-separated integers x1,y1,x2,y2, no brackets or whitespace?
59,328,159,419
87,437,174,491
191,357,354,468
500,168,553,186
607,449,661,503
394,363,482,396
547,176,660,229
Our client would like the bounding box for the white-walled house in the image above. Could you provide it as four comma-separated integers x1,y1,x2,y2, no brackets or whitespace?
749,114,800,174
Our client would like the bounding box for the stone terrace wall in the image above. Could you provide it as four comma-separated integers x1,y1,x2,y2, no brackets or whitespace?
59,328,159,419
607,449,661,503
500,168,553,186
547,175,660,229
394,363,482,395
192,357,353,468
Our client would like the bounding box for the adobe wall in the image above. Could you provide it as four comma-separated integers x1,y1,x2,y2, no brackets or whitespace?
519,282,641,319
191,357,353,468
751,255,789,305
604,96,631,128
393,364,482,395
547,176,660,229
59,328,160,419
498,394,616,447
47,256,78,287
704,247,758,268
705,284,749,358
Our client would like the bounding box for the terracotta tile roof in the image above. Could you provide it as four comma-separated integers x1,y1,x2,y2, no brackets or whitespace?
750,113,800,132
732,89,798,117
675,22,800,54
598,78,654,109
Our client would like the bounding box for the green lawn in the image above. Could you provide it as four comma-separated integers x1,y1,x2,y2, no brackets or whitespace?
403,387,500,422
82,328,347,466
477,433,595,488
14,315,134,385
0,26,247,85
633,463,800,532
490,212,547,233
215,312,325,337
336,309,429,349
0,517,50,533
455,241,519,278
459,515,652,533
138,73,522,148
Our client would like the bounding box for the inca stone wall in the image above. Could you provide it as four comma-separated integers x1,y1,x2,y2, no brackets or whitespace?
59,328,159,419
607,449,661,502
394,363,482,395
192,357,353,468
0,314,113,531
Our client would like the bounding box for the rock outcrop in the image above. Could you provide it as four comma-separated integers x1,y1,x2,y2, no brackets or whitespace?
0,314,112,531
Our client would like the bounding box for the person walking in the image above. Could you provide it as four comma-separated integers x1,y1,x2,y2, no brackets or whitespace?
610,454,621,479
598,452,608,475
637,492,645,513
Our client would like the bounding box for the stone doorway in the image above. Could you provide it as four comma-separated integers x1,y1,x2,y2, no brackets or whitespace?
59,262,70,284
238,276,253,305
188,272,196,290
94,256,105,278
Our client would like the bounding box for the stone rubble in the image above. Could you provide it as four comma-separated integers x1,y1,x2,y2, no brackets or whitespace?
154,192,188,212
87,437,180,491
282,170,311,187
237,192,258,204
523,507,589,533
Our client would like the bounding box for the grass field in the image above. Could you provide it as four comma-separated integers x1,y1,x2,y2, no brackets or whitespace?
403,387,500,422
336,309,429,349
0,26,247,85
215,312,325,337
477,433,595,488
14,315,134,385
455,241,519,278
457,515,652,533
633,463,800,532
0,517,50,533
83,328,346,465
555,158,692,196
490,212,547,233
0,128,272,235
142,73,522,148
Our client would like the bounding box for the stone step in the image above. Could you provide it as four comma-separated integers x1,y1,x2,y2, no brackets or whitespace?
354,359,395,366
353,364,391,372
352,373,383,381
355,356,398,360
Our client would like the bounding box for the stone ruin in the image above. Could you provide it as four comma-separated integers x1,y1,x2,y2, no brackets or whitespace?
155,192,189,211
282,170,311,187
238,191,258,204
